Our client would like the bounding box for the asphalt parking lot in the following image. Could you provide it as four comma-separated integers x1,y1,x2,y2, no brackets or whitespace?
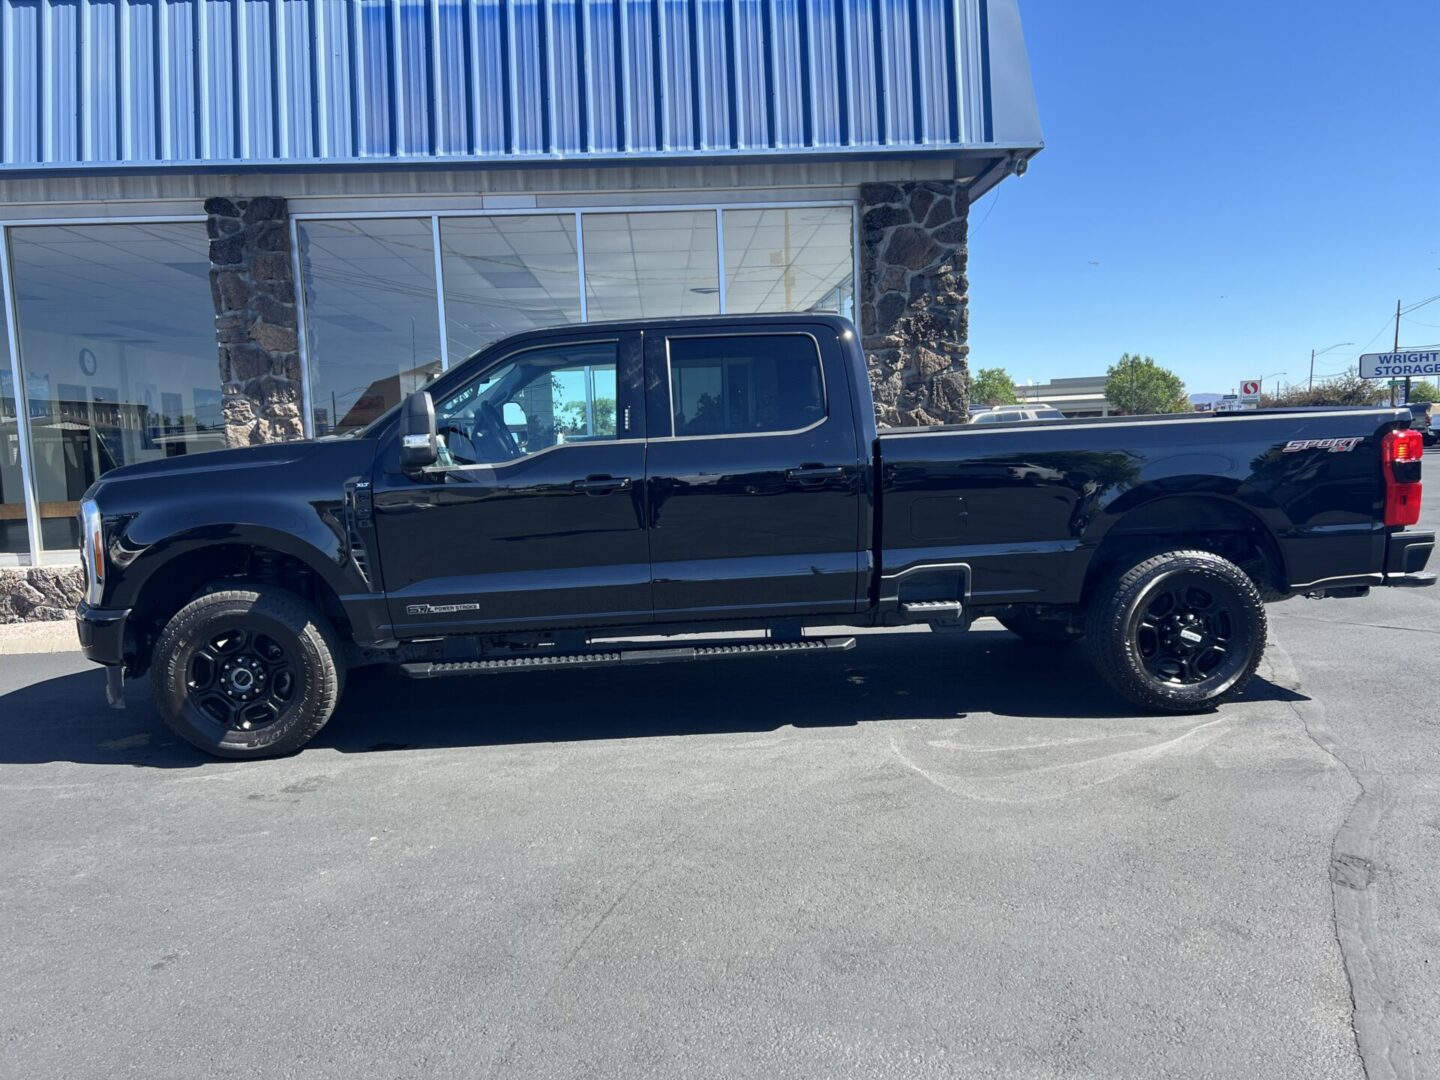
2,493,1438,1079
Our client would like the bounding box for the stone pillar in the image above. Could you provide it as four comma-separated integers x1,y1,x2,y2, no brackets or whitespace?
859,181,971,426
205,197,305,447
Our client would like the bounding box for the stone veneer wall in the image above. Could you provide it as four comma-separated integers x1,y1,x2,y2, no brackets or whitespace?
859,181,971,426
205,196,305,447
0,567,84,623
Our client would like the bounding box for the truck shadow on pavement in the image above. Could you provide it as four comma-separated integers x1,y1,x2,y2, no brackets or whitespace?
0,628,1308,767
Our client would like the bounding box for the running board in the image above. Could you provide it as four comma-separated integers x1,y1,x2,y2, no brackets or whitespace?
401,636,856,678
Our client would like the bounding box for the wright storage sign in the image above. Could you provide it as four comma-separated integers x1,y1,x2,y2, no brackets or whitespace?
1360,350,1440,379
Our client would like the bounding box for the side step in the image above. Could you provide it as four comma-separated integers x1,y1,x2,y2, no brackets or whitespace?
401,636,856,678
900,600,964,619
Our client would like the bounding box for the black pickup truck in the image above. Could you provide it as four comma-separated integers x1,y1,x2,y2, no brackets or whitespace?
75,314,1433,758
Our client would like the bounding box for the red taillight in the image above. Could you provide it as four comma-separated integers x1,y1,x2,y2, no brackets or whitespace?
1383,428,1423,527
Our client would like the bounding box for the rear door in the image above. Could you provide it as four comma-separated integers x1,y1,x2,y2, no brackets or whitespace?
372,332,651,635
642,324,865,621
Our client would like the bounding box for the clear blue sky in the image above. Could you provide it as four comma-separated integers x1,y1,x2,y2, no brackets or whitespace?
967,0,1440,398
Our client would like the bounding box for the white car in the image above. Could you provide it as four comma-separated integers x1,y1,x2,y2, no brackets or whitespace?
970,404,1067,424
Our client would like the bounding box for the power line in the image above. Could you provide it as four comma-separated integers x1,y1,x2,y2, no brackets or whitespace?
969,189,1003,236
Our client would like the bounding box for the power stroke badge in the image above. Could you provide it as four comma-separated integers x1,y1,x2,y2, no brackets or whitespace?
406,603,481,615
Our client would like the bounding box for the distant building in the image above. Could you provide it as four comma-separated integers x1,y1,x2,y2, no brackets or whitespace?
1019,376,1113,417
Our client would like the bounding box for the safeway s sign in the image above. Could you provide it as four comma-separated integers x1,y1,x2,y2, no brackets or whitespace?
1240,380,1261,399
1360,350,1440,379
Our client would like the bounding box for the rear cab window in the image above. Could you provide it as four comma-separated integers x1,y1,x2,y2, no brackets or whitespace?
666,335,826,437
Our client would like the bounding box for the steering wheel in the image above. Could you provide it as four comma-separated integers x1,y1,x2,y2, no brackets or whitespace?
479,401,521,460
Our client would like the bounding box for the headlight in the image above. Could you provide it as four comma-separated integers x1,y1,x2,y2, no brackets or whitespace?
79,499,105,606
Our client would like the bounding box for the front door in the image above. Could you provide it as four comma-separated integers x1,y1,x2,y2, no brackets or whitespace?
372,332,650,637
643,324,866,621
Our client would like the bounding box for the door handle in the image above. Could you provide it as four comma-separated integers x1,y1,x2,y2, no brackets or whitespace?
572,475,632,495
785,465,845,485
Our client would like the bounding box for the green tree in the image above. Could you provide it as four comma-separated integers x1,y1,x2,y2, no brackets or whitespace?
1105,353,1188,415
1406,380,1440,404
1261,369,1387,408
558,396,617,436
971,367,1020,407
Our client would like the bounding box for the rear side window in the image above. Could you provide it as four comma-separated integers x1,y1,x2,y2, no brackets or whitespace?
668,335,825,437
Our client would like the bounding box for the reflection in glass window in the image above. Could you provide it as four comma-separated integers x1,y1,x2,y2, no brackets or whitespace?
434,341,618,465
440,215,582,363
722,207,854,318
299,218,442,436
9,223,221,550
583,211,719,322
0,298,26,556
668,335,825,437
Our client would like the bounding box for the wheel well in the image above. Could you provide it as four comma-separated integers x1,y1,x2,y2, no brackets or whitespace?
1083,496,1287,603
126,545,350,675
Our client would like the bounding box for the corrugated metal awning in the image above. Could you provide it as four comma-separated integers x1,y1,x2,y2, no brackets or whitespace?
0,0,1042,176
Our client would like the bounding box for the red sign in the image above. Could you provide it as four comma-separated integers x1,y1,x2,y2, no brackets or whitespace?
1240,380,1261,398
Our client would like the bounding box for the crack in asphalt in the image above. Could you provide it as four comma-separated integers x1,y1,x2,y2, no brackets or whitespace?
1280,613,1440,637
482,824,692,1080
1267,638,1412,1080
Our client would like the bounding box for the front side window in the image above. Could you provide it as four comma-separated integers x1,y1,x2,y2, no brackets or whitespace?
667,335,825,437
433,341,618,466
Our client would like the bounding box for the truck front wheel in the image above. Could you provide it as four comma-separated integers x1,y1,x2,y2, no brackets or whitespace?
150,587,345,759
1086,549,1266,713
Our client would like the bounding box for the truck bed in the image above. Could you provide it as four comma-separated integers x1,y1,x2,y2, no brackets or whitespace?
876,406,1416,608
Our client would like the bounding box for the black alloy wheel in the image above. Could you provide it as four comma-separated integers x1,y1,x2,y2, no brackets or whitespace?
152,587,344,759
186,625,298,732
1133,581,1235,686
1087,549,1266,713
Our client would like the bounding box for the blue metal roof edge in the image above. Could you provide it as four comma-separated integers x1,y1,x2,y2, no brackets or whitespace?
0,0,1043,174
0,142,1043,180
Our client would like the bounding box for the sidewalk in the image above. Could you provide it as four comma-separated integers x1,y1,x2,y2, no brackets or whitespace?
0,620,81,655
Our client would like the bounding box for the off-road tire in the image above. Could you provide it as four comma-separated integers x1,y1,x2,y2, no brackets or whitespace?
151,586,344,759
1086,549,1266,713
998,611,1083,644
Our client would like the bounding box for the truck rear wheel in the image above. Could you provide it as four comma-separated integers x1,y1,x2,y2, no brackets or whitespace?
150,587,344,759
1086,549,1265,713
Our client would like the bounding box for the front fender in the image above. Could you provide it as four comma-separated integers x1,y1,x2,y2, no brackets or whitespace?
107,516,357,612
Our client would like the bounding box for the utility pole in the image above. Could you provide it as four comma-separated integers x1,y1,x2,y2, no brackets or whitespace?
1395,298,1405,406
1308,349,1315,391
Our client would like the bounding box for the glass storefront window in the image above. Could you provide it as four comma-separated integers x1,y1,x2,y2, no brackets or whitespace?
0,296,26,557
582,211,719,322
440,215,583,364
299,218,442,436
722,207,854,319
9,222,221,551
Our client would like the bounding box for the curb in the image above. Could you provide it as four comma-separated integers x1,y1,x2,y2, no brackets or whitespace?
0,620,82,655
